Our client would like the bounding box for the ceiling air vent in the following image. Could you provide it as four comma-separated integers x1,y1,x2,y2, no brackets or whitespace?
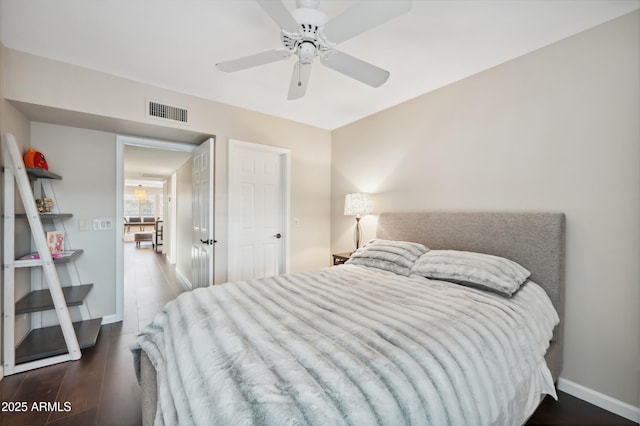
146,100,188,124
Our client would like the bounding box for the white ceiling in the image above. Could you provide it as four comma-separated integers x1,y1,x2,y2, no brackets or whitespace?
1,0,638,131
124,144,192,185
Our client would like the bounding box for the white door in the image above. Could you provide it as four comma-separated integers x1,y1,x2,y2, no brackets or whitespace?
228,140,289,282
192,138,215,288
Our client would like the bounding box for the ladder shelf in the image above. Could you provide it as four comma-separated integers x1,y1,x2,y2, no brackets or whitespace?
3,133,101,375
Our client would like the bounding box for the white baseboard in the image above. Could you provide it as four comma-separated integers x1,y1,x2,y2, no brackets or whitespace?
175,269,192,291
100,314,119,325
0,366,4,381
558,377,640,423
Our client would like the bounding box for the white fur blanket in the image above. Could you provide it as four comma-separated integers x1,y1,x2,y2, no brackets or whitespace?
132,264,558,426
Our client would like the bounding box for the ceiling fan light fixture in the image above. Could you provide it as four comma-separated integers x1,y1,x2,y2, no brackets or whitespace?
297,42,316,64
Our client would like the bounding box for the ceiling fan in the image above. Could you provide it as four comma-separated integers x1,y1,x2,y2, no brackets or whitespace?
216,0,411,100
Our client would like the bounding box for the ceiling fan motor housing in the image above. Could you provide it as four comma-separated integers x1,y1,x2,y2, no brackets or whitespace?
280,6,332,64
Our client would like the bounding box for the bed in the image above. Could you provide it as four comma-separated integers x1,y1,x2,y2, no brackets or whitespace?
132,211,565,426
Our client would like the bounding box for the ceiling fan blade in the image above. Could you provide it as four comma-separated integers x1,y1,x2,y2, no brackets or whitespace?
321,0,411,45
321,50,389,88
216,49,290,72
256,0,300,34
287,61,312,100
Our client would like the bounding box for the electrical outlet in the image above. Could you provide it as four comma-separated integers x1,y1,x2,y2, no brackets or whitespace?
93,218,113,231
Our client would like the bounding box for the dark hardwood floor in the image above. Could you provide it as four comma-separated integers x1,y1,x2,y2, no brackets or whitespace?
1,241,182,426
1,242,637,425
528,393,638,425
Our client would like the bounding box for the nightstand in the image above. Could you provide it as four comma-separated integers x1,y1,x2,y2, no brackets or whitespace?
332,252,351,265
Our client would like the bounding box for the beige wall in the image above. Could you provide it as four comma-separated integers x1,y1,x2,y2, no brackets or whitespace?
2,46,332,284
0,45,30,153
332,11,639,408
0,42,32,368
30,123,118,320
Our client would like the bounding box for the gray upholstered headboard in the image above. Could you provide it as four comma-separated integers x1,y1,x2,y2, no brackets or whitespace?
376,211,566,380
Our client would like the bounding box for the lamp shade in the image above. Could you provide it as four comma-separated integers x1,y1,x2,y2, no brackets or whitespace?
344,193,372,217
134,185,147,202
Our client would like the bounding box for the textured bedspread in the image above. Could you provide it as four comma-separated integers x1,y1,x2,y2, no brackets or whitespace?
132,264,559,426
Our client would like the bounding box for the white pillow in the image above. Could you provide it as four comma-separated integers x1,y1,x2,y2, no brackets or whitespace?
346,239,429,276
411,250,531,296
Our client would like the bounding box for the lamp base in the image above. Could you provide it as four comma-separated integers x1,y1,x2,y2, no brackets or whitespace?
353,216,362,251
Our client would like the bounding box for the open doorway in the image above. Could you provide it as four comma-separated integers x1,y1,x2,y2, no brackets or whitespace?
115,135,197,323
122,144,192,259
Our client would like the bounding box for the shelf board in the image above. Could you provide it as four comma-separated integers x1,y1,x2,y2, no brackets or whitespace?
15,318,102,364
15,284,94,314
25,168,62,180
15,213,73,219
15,250,84,267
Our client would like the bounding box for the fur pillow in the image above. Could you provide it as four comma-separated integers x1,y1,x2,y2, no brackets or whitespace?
346,239,429,276
411,250,531,296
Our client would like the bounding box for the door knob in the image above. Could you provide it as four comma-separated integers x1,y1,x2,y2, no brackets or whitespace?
273,233,282,239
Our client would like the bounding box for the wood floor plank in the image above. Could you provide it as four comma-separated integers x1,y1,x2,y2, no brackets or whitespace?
526,392,638,425
46,407,98,426
46,326,112,424
0,363,68,426
0,371,25,402
94,326,142,426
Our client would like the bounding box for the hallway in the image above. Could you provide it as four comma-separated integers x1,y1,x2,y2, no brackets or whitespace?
121,241,185,336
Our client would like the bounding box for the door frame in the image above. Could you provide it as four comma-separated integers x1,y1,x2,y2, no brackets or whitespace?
228,139,291,280
114,135,196,322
